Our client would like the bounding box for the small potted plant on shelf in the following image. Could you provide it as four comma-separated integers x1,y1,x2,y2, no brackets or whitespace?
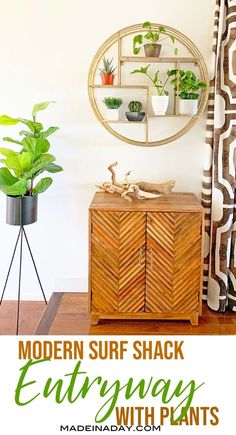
133,21,177,57
103,97,123,121
131,65,170,115
98,57,117,85
126,101,145,122
0,101,63,226
168,69,207,115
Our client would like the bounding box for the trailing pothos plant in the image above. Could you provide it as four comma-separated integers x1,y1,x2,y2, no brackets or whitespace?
0,101,63,197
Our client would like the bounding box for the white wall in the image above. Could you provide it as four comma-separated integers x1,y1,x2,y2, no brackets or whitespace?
0,0,215,300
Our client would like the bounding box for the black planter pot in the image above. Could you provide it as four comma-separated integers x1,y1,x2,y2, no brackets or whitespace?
6,195,38,226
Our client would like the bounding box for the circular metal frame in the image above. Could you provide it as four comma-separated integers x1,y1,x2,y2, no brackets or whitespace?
88,23,209,147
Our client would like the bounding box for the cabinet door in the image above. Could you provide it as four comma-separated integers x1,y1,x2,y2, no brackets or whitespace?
91,211,146,313
146,212,202,313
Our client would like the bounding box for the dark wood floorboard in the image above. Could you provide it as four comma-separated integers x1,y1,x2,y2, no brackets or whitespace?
1,293,236,336
35,292,236,335
0,300,46,335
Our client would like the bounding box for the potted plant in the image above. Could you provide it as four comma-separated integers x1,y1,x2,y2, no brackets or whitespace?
168,69,207,115
126,101,145,122
133,21,177,57
0,101,63,226
103,97,123,121
131,65,170,115
98,57,117,85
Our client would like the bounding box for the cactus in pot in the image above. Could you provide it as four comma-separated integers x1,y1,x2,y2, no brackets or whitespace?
126,100,145,122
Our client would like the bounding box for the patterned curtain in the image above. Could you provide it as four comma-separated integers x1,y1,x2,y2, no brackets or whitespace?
202,0,236,312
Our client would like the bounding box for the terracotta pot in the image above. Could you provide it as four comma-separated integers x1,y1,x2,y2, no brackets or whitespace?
101,74,115,85
144,43,161,57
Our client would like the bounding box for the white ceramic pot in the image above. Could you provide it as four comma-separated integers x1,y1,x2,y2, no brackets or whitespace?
179,99,198,115
106,108,119,121
151,95,169,115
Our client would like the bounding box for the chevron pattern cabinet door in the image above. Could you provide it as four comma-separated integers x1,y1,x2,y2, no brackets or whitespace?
91,211,146,313
146,212,202,313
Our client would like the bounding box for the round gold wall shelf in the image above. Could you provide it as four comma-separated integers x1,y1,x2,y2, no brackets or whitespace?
88,23,209,147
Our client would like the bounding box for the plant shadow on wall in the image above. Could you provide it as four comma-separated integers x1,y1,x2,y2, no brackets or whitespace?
0,101,63,205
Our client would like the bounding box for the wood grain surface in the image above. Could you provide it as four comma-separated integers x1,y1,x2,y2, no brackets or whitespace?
0,300,45,335
89,193,204,325
89,192,204,212
91,211,146,313
146,212,202,314
34,292,236,335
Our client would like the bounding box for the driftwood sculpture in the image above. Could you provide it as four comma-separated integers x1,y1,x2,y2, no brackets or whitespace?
97,162,175,202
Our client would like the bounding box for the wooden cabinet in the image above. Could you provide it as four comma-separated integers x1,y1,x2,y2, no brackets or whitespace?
89,192,204,325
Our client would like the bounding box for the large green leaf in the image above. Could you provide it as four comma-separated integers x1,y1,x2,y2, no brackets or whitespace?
35,138,50,159
32,101,55,119
22,137,50,161
133,34,143,55
0,167,19,188
0,148,18,157
2,178,27,196
33,162,63,178
32,177,53,195
26,154,55,178
0,115,20,126
40,126,59,138
3,137,23,145
44,162,63,173
19,118,43,134
22,137,36,155
5,152,32,177
19,130,33,137
0,167,27,196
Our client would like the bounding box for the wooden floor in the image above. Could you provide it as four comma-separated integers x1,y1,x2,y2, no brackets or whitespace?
1,293,236,335
0,300,46,335
34,292,236,335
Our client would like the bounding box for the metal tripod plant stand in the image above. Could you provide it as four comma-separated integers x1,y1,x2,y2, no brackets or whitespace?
0,195,47,335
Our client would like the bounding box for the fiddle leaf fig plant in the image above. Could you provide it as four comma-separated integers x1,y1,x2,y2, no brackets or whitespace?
0,101,63,197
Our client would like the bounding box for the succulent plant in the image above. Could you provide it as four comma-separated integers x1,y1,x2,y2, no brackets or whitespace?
103,97,123,109
99,57,117,75
128,101,142,112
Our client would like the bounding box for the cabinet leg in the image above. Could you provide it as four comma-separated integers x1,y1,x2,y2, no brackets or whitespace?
190,314,199,326
91,314,100,325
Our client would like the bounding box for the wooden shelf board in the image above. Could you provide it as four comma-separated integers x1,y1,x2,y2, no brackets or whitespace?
90,84,148,89
102,119,147,124
148,114,200,118
120,56,199,63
